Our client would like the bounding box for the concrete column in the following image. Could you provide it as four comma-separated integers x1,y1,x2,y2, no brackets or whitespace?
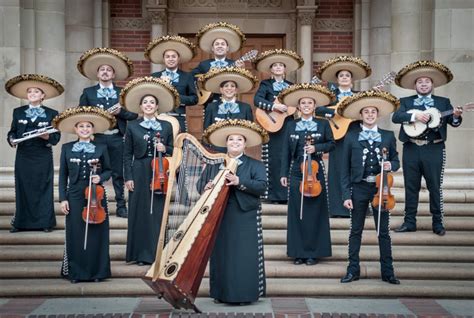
355,0,370,91
296,6,317,83
148,10,167,73
93,0,103,47
20,0,36,73
102,0,110,47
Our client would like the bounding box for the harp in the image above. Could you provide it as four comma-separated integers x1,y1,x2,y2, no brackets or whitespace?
142,132,238,312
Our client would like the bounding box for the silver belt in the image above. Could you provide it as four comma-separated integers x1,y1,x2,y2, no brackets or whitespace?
102,129,120,135
362,175,377,183
166,112,186,117
409,138,443,146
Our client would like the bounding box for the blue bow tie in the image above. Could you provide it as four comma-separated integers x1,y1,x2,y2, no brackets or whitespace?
295,120,318,132
25,107,46,119
140,119,162,131
210,60,228,68
163,70,179,83
218,102,240,114
414,96,434,108
359,130,381,143
97,87,117,99
72,141,96,153
272,81,289,92
219,157,243,170
337,91,353,100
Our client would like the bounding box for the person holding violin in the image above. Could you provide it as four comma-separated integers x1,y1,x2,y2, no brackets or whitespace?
338,91,400,285
253,49,304,204
279,84,336,266
121,77,178,266
6,74,63,233
54,106,115,283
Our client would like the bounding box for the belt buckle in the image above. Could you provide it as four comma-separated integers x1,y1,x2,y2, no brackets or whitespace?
365,175,376,183
412,139,426,146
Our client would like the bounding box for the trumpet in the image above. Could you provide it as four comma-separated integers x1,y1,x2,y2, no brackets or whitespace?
10,126,59,145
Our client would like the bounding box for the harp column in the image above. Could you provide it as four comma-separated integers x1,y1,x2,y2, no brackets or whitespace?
297,4,317,83
147,8,167,74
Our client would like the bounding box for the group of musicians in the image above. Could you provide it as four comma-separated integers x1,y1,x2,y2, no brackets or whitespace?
6,21,464,305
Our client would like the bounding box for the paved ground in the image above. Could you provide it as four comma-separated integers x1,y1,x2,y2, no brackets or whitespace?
0,297,473,317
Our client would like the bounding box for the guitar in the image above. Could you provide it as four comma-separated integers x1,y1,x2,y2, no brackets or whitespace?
196,50,259,105
403,102,474,138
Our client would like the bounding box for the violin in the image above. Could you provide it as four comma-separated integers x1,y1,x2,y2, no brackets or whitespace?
82,159,106,225
299,135,322,198
372,148,395,211
150,132,169,194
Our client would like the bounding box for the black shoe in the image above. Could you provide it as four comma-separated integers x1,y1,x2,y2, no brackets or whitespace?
9,227,19,233
137,262,145,266
433,228,446,236
70,279,78,284
43,227,53,233
238,302,251,306
340,272,360,283
94,278,102,282
116,207,128,218
382,275,400,285
394,224,416,233
294,258,304,265
213,299,223,304
305,258,318,265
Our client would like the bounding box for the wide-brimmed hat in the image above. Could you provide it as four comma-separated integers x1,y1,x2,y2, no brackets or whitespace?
145,35,196,64
395,60,453,89
203,119,269,148
52,106,116,134
199,66,258,94
318,55,372,82
337,90,399,120
119,76,180,114
279,83,335,107
77,48,134,81
255,49,304,73
196,22,245,53
5,74,64,100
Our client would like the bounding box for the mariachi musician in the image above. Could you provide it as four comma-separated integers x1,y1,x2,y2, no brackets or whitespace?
253,49,304,204
122,77,178,266
6,74,63,233
147,35,198,132
279,84,335,266
317,56,372,218
77,48,138,218
339,91,400,285
54,106,115,283
392,61,462,236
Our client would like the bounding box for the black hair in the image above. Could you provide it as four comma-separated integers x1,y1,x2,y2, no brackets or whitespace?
336,69,353,78
140,94,159,105
220,80,238,88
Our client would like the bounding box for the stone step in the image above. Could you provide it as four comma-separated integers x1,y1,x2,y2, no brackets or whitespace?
1,260,473,280
1,277,473,298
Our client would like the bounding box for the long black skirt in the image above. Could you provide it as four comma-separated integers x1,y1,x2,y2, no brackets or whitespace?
126,157,164,264
12,143,56,230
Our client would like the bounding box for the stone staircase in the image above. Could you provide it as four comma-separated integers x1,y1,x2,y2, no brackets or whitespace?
1,167,474,298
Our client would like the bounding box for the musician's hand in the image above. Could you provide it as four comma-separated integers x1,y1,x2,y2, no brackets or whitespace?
280,177,288,187
225,173,239,186
8,137,17,148
204,181,214,191
234,60,245,68
156,142,166,153
453,106,463,118
383,161,392,171
415,112,431,123
273,103,288,113
111,103,122,115
343,199,353,210
304,145,316,154
125,180,134,191
61,200,70,215
39,132,49,140
91,175,101,184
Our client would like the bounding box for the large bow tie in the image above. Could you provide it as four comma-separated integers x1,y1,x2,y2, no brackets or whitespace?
72,141,96,153
358,130,381,143
163,70,179,83
272,81,289,92
337,91,353,101
210,60,229,68
219,157,243,170
218,102,240,114
414,96,434,108
25,107,46,119
140,119,162,131
295,120,318,132
97,87,117,100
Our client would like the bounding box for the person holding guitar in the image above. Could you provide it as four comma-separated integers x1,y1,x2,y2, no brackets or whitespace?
54,106,115,284
392,61,463,236
77,48,138,218
279,84,335,266
317,56,372,218
339,91,400,285
146,35,198,133
121,77,177,266
253,49,304,204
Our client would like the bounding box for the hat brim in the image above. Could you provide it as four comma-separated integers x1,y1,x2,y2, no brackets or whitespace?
256,54,303,73
396,67,451,89
207,126,264,148
280,85,335,108
146,41,194,64
203,72,255,94
337,91,399,120
81,54,132,81
5,75,64,100
199,28,242,53
320,61,370,82
57,113,112,134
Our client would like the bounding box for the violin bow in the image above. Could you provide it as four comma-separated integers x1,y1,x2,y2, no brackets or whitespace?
376,148,387,237
149,133,159,215
83,159,98,250
299,146,307,220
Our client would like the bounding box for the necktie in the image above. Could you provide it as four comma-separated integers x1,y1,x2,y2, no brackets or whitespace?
358,130,381,143
414,96,434,108
164,71,179,83
72,141,96,153
210,60,228,68
272,81,289,92
25,107,46,119
140,120,162,131
218,102,240,114
337,91,353,101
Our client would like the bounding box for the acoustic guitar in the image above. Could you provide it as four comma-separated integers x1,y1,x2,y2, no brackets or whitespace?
196,50,259,105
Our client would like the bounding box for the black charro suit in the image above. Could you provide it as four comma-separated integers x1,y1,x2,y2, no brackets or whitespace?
341,126,400,278
151,69,198,132
392,94,462,232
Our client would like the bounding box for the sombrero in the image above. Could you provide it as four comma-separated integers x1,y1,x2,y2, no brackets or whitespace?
255,49,304,73
318,55,372,82
145,35,196,64
203,119,269,148
199,66,258,94
196,22,245,53
337,90,400,120
52,106,116,134
5,74,64,100
77,48,134,81
119,76,180,114
279,83,335,108
395,60,453,89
